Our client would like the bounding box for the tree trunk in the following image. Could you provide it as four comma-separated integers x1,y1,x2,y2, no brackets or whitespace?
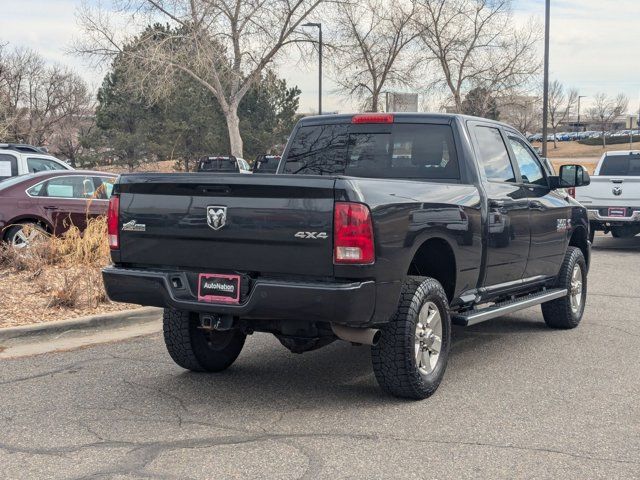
553,127,557,148
454,92,463,113
371,92,379,112
224,106,243,158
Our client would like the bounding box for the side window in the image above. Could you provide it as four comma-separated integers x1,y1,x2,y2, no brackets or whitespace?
27,157,67,173
473,126,516,182
94,176,116,199
0,154,18,179
27,183,45,196
507,136,546,186
37,176,96,199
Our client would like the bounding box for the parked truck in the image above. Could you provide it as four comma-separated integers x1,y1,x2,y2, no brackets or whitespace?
575,150,640,241
103,113,592,399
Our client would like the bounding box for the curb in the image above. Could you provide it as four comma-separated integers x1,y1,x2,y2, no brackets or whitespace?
0,307,162,343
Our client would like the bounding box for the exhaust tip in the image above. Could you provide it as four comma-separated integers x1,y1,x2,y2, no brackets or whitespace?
371,330,381,346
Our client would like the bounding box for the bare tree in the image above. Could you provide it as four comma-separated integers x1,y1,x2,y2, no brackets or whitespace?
49,110,96,167
75,0,325,157
498,94,541,134
547,80,577,148
589,93,629,148
0,45,93,146
415,0,541,112
330,0,420,112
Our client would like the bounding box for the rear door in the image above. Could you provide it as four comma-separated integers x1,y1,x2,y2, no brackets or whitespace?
469,123,530,286
117,174,336,277
505,132,570,278
28,175,99,234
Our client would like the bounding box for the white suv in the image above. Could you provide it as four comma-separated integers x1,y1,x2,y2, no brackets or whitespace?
0,144,73,181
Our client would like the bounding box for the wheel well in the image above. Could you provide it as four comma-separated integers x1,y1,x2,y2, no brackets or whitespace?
569,227,589,269
2,218,51,241
407,238,456,302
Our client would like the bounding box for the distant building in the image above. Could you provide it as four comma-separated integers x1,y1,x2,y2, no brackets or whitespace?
560,114,633,132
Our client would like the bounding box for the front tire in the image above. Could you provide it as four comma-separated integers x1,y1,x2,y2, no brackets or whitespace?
372,276,451,400
163,308,246,372
541,247,587,329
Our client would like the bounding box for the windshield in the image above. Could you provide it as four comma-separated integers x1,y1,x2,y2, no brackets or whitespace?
282,123,460,180
599,154,640,176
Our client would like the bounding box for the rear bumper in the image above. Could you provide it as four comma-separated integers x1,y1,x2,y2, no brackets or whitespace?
588,209,640,224
102,266,396,327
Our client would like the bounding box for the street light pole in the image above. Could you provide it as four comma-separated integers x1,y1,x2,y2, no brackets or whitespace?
577,95,586,132
541,0,550,158
302,22,322,115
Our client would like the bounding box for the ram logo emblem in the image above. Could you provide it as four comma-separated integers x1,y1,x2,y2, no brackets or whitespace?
207,206,227,230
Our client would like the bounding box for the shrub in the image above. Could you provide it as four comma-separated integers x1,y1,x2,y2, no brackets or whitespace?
578,135,640,146
3,215,112,311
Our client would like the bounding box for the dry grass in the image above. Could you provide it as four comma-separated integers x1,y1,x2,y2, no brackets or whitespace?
0,217,132,328
543,140,640,159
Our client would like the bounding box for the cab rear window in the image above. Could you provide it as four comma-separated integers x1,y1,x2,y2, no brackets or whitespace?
282,124,459,180
599,154,640,176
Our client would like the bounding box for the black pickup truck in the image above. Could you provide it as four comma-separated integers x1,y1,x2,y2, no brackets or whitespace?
103,113,592,399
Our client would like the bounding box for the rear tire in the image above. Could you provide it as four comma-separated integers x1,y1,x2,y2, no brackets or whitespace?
541,247,587,329
371,276,451,400
4,223,47,249
162,308,246,372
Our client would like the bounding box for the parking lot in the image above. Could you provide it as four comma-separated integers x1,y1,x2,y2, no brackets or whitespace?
1,235,639,479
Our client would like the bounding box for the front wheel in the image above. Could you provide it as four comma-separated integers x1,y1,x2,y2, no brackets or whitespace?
163,308,246,372
372,276,451,400
541,247,587,329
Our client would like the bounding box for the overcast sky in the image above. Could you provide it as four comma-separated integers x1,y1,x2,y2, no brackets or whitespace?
2,0,639,115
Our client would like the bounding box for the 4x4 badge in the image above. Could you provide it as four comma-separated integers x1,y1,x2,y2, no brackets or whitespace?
207,206,227,230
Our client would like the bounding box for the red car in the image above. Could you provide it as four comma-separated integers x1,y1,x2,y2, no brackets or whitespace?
0,170,118,248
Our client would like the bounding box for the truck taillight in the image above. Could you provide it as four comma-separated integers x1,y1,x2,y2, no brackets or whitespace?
567,187,576,198
351,113,394,124
334,202,375,264
107,194,120,249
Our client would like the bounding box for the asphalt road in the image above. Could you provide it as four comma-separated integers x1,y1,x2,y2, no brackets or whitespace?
1,235,639,479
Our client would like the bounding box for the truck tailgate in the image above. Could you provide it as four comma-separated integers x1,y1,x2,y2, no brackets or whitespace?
116,174,336,277
576,176,640,207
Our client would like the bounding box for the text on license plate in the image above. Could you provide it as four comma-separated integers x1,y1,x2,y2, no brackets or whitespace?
608,207,627,217
198,273,240,304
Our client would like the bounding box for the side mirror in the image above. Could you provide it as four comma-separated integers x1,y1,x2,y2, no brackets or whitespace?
550,164,590,189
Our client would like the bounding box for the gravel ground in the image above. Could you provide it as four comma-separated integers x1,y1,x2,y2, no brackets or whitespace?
0,234,639,479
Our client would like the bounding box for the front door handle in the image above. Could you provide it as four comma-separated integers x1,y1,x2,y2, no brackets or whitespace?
529,201,545,211
43,205,58,210
489,199,505,208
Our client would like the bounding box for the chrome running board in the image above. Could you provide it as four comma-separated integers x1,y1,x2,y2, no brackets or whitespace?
452,288,568,326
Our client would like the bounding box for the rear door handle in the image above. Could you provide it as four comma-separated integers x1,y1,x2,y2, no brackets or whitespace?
43,205,58,210
529,201,545,211
489,199,505,208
